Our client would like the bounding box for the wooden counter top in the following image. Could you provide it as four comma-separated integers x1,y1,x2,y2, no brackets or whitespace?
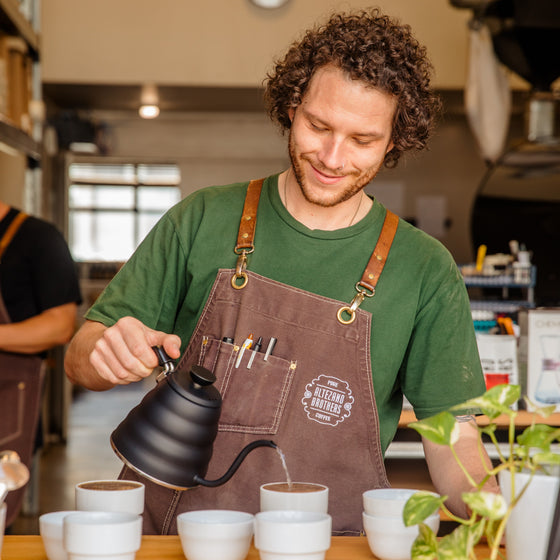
1,535,502,559
399,408,560,428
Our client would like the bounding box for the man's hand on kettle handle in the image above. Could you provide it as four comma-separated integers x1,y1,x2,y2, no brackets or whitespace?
90,316,181,386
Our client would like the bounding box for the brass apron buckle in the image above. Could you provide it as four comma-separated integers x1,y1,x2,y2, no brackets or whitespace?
337,282,375,325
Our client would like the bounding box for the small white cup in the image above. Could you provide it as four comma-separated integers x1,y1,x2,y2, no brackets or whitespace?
363,488,438,518
63,511,142,560
75,480,144,515
0,503,6,557
177,509,254,560
362,510,440,560
39,510,76,560
254,510,332,560
260,482,329,513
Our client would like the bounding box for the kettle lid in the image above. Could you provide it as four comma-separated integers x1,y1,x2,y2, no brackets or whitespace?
167,364,221,408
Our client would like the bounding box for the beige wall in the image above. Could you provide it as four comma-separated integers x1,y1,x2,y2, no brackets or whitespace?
0,151,26,207
42,0,475,88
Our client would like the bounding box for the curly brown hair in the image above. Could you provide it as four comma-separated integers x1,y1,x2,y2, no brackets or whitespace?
264,8,441,168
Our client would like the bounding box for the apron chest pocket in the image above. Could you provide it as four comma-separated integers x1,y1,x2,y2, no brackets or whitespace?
198,336,296,435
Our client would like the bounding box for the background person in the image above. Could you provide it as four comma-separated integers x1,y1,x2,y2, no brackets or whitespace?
0,199,81,528
65,8,497,535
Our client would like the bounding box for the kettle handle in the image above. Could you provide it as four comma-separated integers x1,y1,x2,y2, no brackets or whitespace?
193,439,277,488
152,346,176,382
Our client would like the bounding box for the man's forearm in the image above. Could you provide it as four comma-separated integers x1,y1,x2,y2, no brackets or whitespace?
422,419,499,518
64,320,115,391
0,303,77,354
65,316,182,391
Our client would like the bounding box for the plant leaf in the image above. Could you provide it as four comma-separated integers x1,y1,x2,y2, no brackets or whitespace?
462,490,507,520
533,452,560,467
436,525,471,560
411,523,439,560
517,424,559,451
403,492,446,526
436,521,486,560
409,412,458,446
450,384,519,420
524,397,557,417
479,423,498,438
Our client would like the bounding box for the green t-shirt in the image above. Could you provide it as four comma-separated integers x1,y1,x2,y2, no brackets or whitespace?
87,174,485,453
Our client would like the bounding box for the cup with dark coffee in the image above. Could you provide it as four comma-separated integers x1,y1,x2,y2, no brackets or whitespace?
260,482,329,513
75,480,144,515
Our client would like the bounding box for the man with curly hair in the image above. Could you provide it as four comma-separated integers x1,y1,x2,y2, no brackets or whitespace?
65,8,495,535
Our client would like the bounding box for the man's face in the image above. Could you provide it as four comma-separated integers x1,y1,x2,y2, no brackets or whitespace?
288,65,397,208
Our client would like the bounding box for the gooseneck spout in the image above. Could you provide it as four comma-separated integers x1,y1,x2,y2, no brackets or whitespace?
193,440,277,488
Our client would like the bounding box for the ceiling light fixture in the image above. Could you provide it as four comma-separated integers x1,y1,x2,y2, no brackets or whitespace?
139,83,160,119
139,104,160,119
249,0,290,8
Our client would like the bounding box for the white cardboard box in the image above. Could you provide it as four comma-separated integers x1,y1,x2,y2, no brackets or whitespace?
525,309,560,411
476,334,519,409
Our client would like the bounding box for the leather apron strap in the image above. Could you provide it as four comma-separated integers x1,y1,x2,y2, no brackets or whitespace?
231,178,264,290
0,211,28,261
231,178,399,323
0,209,44,528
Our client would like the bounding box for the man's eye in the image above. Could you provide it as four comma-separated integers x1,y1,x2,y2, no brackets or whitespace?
310,122,326,131
354,138,371,146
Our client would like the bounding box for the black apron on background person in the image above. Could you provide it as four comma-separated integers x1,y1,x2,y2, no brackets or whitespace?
119,179,399,536
0,212,46,528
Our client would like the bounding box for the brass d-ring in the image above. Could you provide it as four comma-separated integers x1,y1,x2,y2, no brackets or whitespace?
337,306,356,325
231,272,248,290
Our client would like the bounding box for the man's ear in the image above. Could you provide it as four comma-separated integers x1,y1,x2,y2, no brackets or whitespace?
288,107,295,122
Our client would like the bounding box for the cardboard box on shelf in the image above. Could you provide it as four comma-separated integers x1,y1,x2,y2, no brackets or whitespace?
476,333,519,409
520,309,560,412
0,34,32,132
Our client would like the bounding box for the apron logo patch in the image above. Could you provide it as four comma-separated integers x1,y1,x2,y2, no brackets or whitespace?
301,375,354,427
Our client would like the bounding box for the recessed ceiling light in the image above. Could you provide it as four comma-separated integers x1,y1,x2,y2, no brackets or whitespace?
249,0,290,8
139,105,160,119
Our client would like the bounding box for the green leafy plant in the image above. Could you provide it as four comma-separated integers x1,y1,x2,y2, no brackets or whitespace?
402,384,560,560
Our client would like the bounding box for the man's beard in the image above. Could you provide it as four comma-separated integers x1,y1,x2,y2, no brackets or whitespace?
288,132,380,208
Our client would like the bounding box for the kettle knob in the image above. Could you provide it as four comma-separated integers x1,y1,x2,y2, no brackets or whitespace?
190,365,216,388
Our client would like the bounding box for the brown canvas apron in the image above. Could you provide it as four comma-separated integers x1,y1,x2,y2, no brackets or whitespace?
0,211,45,527
120,179,399,536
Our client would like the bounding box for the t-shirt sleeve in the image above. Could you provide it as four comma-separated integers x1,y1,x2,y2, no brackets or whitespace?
85,205,190,333
400,250,486,419
32,222,82,311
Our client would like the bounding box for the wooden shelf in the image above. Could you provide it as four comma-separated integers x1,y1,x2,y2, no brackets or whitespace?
0,116,41,160
399,408,560,428
0,0,39,55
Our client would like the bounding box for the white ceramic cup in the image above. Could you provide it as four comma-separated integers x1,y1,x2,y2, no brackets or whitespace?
362,488,439,518
362,510,440,560
39,510,76,560
0,503,6,557
63,511,142,560
254,510,332,560
177,509,254,560
75,480,144,515
260,482,329,513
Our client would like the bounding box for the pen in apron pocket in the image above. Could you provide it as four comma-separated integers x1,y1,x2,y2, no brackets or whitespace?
263,337,277,361
246,336,263,369
235,333,253,368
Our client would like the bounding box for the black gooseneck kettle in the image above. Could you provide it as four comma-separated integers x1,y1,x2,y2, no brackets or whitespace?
110,346,276,490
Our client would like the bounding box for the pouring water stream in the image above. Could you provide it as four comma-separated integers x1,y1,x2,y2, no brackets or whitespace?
276,447,293,489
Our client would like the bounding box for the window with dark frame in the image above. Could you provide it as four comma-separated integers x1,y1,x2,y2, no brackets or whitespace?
68,162,181,262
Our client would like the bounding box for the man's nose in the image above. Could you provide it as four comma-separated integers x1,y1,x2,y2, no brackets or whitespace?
317,137,346,173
